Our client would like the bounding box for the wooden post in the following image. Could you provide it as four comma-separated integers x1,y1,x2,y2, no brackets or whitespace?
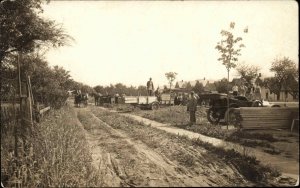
15,53,22,159
26,76,33,126
227,69,229,130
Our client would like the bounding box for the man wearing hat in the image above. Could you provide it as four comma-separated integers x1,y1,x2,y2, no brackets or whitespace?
187,91,198,125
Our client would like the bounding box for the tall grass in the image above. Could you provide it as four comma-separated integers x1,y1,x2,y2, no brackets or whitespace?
1,104,102,187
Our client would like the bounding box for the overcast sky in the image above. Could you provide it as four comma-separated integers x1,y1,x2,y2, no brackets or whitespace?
42,0,298,88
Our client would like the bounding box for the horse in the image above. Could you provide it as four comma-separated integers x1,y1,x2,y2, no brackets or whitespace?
74,93,88,107
94,93,102,106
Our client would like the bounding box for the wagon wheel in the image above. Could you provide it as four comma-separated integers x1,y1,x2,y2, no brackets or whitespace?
224,108,241,128
207,108,222,125
151,102,159,110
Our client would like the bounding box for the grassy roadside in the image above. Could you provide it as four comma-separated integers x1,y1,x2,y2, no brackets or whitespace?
1,104,102,187
91,107,282,186
113,105,289,152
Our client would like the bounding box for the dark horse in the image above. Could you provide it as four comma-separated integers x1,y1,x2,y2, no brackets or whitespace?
74,93,88,107
94,93,102,106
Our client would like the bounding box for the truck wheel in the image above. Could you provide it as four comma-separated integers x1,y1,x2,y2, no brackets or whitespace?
225,108,241,128
207,108,221,125
151,102,159,110
252,100,263,107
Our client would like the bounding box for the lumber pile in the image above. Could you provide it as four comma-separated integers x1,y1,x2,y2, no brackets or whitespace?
238,107,299,129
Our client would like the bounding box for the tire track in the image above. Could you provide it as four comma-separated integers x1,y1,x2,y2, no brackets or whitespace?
76,107,214,186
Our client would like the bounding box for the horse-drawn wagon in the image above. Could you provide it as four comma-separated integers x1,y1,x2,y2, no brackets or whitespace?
74,93,88,108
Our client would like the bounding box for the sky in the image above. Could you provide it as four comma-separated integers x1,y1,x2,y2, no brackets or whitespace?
42,0,298,88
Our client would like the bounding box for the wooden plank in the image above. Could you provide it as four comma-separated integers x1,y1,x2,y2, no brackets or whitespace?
242,122,290,125
138,97,147,104
161,94,171,101
124,96,138,104
39,106,50,114
240,107,298,110
147,96,157,103
242,121,291,127
125,100,138,104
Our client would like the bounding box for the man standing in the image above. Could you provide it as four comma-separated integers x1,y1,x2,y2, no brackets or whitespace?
254,84,262,101
187,91,198,125
232,83,239,96
147,78,154,96
240,83,247,97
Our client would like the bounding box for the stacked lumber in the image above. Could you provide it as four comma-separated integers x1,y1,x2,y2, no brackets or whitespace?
239,107,299,129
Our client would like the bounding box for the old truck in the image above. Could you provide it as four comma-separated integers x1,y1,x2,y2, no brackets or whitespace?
199,93,264,125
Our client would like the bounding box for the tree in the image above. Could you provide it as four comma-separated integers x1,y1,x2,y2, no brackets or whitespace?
214,78,229,94
185,82,193,92
0,0,72,64
193,81,204,94
175,82,179,88
267,57,298,100
114,83,127,95
215,22,247,126
287,74,299,99
215,22,247,84
263,77,281,100
165,72,177,105
236,63,261,85
137,85,147,96
165,72,178,90
94,85,105,94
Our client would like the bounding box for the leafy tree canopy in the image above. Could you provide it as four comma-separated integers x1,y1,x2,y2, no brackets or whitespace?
165,72,178,88
0,0,72,63
236,62,261,85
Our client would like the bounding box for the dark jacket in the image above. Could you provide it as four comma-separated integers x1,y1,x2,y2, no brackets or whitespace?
187,95,198,111
147,81,154,90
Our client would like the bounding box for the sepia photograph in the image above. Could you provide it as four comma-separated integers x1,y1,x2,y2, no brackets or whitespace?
1,0,299,187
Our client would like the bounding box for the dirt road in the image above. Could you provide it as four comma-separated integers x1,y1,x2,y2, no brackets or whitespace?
121,112,299,179
74,105,252,187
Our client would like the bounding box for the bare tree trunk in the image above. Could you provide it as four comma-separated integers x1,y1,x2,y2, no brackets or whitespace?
227,69,230,130
276,92,280,101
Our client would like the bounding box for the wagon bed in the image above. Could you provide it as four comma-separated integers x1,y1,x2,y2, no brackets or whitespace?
123,96,159,110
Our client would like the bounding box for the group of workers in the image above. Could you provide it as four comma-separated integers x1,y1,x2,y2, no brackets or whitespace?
232,82,262,100
148,78,265,125
147,77,199,125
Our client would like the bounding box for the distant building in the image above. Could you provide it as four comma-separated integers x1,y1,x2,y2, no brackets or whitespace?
260,86,298,101
230,77,298,101
175,78,218,93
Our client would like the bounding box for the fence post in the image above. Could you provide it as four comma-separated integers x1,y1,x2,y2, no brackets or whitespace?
26,75,33,127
